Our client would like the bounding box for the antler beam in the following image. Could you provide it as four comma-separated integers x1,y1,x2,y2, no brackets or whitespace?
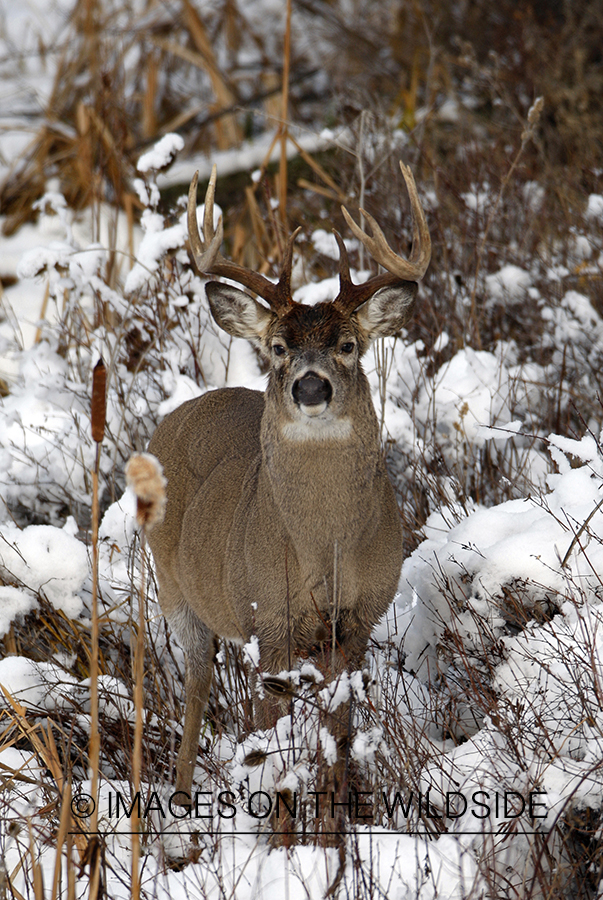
188,167,298,314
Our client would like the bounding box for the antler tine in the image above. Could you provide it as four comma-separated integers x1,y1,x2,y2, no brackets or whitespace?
277,226,302,292
187,168,292,312
200,165,217,248
335,161,431,312
398,161,431,274
332,230,352,286
188,168,224,273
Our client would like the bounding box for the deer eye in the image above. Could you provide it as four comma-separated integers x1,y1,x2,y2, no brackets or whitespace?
340,341,355,354
273,344,287,357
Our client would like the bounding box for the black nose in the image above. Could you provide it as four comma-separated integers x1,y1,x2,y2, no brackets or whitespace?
292,371,333,406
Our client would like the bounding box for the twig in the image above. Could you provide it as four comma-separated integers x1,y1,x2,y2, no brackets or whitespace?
89,357,106,900
468,97,544,348
130,533,145,900
561,495,603,569
278,0,293,228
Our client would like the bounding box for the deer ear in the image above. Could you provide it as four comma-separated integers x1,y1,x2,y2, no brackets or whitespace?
206,282,274,344
355,282,418,340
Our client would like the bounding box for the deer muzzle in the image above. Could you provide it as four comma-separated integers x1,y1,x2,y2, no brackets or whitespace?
292,371,333,414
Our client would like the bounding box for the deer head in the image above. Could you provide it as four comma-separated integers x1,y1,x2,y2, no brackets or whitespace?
187,163,430,438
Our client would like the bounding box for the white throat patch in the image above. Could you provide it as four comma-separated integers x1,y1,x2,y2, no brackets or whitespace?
281,416,353,443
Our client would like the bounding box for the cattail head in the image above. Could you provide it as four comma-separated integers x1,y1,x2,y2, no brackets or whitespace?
91,359,107,444
125,453,167,531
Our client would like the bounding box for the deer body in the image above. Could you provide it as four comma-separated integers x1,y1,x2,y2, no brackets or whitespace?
147,163,430,797
150,382,401,656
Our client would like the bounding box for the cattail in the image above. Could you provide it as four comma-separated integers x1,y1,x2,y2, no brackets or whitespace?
91,359,107,444
522,96,544,143
125,452,167,530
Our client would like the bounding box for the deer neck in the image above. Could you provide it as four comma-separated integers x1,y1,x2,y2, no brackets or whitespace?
258,390,383,556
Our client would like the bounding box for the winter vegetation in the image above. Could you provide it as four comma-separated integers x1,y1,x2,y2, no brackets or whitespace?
1,0,603,897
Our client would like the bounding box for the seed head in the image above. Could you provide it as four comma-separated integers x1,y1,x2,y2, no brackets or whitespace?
91,359,107,444
125,453,167,530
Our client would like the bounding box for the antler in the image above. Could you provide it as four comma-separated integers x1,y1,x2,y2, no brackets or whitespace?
188,167,300,314
334,161,431,312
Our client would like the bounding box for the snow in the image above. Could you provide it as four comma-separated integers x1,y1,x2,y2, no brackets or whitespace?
461,184,491,214
156,126,348,189
542,288,603,348
136,133,185,173
415,346,519,448
0,656,80,710
318,727,338,765
157,371,204,416
0,585,37,637
398,428,603,676
319,671,351,712
0,520,87,623
311,228,356,261
485,264,532,303
0,195,141,381
522,180,545,211
124,211,187,294
587,194,603,223
243,635,261,667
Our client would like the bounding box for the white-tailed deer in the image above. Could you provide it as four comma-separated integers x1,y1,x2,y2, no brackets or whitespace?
147,162,430,798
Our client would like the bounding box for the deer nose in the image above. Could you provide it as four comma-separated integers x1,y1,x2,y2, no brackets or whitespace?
292,371,333,407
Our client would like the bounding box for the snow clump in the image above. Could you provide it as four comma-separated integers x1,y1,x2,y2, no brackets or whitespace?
485,264,532,304
398,430,603,676
0,519,87,627
136,133,184,173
